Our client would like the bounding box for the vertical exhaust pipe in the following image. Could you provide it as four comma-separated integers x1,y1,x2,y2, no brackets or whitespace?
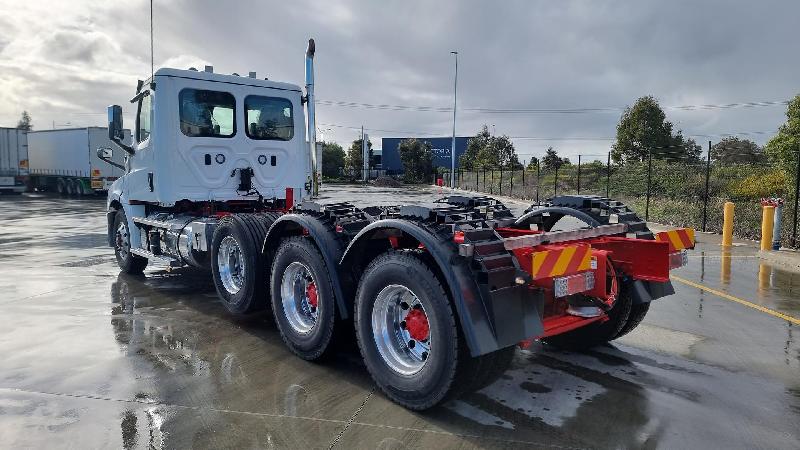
305,38,318,197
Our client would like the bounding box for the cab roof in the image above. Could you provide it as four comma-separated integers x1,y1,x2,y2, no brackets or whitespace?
153,68,302,93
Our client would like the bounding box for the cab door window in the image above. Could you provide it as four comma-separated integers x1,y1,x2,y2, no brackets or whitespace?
179,89,236,138
136,93,152,142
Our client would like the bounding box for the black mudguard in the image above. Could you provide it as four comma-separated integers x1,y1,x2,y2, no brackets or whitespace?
263,214,350,319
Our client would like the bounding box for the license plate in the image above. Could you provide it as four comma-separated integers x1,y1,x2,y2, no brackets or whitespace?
91,180,104,189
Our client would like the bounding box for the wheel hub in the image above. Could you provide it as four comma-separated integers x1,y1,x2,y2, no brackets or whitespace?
217,236,246,295
403,307,429,341
371,284,431,376
281,262,318,334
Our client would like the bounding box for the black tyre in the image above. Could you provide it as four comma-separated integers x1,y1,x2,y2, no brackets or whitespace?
355,250,507,410
270,236,337,360
113,209,148,274
211,214,272,315
613,299,649,340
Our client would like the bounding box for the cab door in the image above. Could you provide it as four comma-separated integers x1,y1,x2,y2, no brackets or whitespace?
126,91,158,202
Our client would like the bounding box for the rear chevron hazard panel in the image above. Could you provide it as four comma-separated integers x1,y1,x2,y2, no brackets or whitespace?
530,244,592,280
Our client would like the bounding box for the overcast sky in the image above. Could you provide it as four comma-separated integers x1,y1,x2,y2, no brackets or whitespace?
1,0,797,161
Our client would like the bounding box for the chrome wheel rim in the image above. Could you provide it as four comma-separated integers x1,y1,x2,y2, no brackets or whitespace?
217,236,246,295
115,222,130,260
281,262,318,334
371,284,431,376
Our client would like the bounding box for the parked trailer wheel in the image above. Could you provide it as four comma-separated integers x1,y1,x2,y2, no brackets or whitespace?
270,236,336,360
355,250,510,410
113,209,148,274
56,178,67,196
211,214,275,316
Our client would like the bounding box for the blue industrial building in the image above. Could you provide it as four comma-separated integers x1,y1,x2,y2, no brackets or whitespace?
380,137,470,173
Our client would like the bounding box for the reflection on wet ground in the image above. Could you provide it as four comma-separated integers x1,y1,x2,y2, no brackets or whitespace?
1,189,799,449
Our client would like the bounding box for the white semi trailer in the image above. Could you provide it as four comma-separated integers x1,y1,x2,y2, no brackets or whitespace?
28,127,129,195
99,39,692,410
0,127,28,194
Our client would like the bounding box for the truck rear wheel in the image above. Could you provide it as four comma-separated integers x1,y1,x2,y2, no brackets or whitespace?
113,209,148,274
354,250,507,410
211,214,271,316
270,236,336,360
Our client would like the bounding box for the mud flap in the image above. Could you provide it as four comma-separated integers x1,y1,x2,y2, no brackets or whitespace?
628,279,675,304
485,284,544,348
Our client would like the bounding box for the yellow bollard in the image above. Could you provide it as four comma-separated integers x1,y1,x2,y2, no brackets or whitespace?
720,247,732,285
761,205,775,251
722,202,735,247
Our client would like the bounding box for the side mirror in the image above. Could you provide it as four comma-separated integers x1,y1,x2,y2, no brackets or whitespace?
107,105,124,141
107,105,134,155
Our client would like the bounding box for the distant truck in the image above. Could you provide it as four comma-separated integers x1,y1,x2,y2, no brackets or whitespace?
0,127,28,194
28,127,129,195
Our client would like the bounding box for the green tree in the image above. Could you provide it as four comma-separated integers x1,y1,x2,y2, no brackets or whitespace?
16,111,32,131
526,156,539,170
346,137,373,176
764,94,800,170
541,147,569,170
459,125,522,169
321,141,345,177
398,138,434,183
710,137,765,164
612,96,698,163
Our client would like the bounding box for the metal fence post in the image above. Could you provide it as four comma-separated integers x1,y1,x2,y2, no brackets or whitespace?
577,154,582,194
499,167,504,195
792,145,800,247
483,167,486,192
536,162,541,204
701,140,712,232
510,168,514,196
490,168,494,194
645,149,653,221
606,152,611,199
554,164,559,197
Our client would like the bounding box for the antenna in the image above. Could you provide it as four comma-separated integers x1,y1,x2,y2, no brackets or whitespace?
150,0,154,82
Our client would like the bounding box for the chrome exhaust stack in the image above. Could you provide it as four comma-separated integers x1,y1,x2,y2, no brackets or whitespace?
304,38,319,197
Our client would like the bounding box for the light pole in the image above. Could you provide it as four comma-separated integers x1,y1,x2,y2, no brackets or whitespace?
450,51,458,189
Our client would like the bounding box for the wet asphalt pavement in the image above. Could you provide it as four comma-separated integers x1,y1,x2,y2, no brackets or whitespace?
0,185,799,449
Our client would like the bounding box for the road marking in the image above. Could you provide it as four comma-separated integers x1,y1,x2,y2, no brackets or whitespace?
671,275,800,325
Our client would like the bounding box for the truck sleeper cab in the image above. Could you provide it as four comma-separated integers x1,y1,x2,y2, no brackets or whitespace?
103,39,694,411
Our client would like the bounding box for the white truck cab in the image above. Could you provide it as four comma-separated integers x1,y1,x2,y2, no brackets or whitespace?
103,40,318,274
118,68,309,205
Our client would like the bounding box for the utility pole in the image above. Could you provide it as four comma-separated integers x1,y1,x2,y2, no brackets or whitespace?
450,51,458,189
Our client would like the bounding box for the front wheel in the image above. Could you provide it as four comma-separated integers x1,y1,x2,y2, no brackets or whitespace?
354,250,461,410
113,209,148,274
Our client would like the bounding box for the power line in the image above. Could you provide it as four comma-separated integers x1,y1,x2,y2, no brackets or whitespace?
316,98,790,115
